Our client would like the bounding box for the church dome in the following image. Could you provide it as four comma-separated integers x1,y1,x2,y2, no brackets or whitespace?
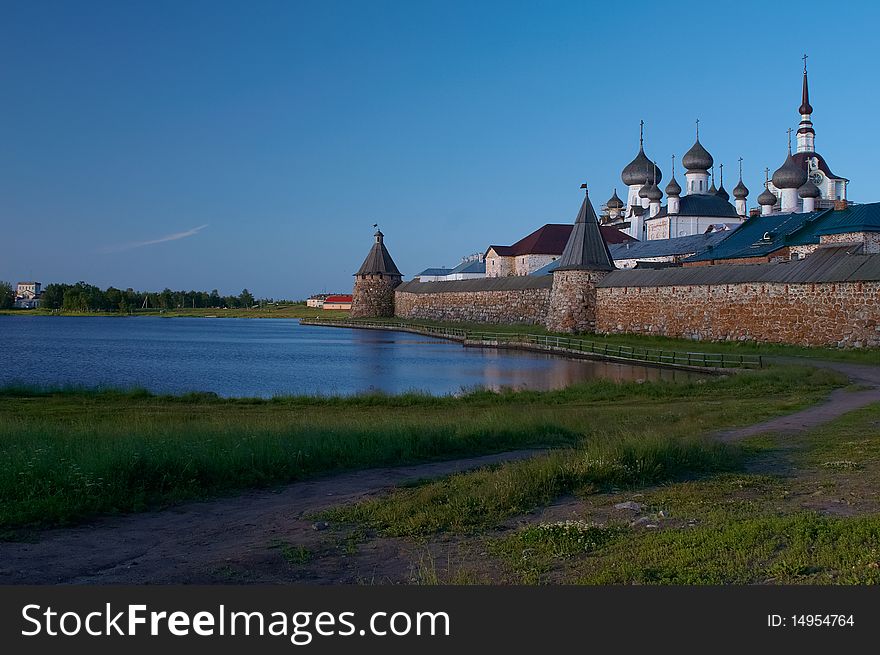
758,186,778,206
772,154,807,189
715,185,729,202
647,183,663,202
665,176,681,197
606,189,624,209
622,149,661,187
732,179,749,199
682,139,713,172
798,179,820,198
638,180,651,198
708,180,717,195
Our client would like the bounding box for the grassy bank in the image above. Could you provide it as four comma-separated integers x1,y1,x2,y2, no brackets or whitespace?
492,403,880,584
327,400,880,584
0,366,842,532
344,317,880,365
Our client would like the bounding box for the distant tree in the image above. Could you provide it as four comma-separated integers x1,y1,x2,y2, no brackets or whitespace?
40,283,68,311
159,288,174,310
0,281,13,309
239,288,255,307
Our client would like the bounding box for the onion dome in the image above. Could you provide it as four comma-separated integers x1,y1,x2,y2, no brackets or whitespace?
606,188,624,209
715,185,729,202
708,180,717,195
758,185,777,206
771,154,807,189
647,183,663,202
733,179,749,200
622,149,652,186
622,124,662,187
798,179,820,198
638,179,651,198
622,149,662,187
682,139,713,173
665,176,681,197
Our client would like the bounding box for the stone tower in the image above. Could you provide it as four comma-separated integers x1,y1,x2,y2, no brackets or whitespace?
350,229,402,318
545,186,615,333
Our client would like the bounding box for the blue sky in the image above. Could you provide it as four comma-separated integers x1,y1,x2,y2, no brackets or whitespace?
2,0,878,299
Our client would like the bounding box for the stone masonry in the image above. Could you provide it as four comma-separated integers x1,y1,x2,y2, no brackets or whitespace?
351,274,400,318
395,286,551,325
544,269,608,333
595,281,880,348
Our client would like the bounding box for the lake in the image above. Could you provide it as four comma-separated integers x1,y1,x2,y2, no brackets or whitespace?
0,316,699,397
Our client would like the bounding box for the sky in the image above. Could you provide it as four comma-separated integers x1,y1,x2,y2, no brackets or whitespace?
2,0,879,299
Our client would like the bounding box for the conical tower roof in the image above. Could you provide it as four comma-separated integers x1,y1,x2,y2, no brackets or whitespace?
354,230,402,276
555,188,615,272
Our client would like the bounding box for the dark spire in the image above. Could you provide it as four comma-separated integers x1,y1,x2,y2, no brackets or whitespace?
800,53,813,115
354,229,402,276
715,163,729,201
555,185,615,272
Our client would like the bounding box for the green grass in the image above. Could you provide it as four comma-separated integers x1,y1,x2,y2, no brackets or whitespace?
487,403,880,584
0,365,841,532
324,436,742,536
564,513,880,585
269,540,314,566
321,366,842,536
343,317,880,365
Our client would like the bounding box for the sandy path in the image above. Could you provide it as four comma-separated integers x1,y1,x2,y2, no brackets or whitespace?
0,450,545,584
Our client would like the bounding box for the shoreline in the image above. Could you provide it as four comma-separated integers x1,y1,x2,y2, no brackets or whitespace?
300,318,755,374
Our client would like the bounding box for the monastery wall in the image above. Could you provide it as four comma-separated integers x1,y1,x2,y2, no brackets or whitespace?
394,278,551,325
595,281,880,348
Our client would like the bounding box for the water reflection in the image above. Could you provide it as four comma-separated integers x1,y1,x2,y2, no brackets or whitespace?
0,317,705,398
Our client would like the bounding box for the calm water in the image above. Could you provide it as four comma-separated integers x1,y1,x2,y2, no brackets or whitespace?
0,317,698,397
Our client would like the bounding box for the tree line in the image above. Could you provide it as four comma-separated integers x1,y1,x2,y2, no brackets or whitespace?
0,281,13,309
21,281,291,313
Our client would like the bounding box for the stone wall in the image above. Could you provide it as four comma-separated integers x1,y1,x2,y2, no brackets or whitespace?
545,269,607,333
596,281,880,348
395,278,552,325
820,232,880,254
351,274,401,318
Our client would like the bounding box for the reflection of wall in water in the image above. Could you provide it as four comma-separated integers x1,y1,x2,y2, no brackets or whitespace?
475,350,701,392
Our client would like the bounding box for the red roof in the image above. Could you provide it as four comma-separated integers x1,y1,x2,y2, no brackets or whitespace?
324,294,352,303
487,223,634,257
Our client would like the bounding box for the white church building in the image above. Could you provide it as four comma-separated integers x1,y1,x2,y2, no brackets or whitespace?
602,57,848,240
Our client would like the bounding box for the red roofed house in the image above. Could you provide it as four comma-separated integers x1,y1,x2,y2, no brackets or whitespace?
485,223,634,277
322,294,353,310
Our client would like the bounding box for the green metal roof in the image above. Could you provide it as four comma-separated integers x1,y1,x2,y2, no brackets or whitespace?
686,201,880,262
814,203,880,235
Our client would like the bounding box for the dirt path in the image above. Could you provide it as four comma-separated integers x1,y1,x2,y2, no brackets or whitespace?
0,450,545,584
716,359,880,441
2,357,878,584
